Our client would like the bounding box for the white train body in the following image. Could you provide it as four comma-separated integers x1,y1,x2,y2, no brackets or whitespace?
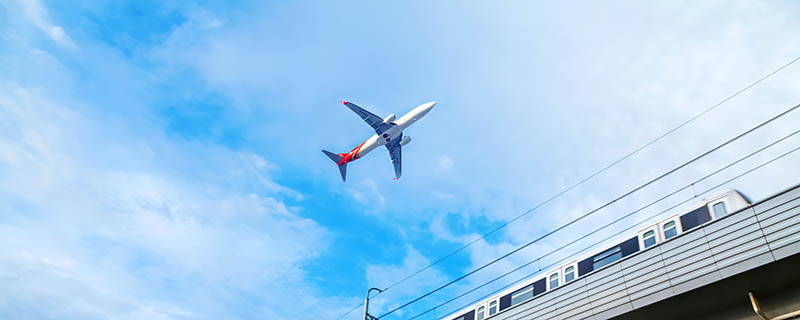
445,189,751,320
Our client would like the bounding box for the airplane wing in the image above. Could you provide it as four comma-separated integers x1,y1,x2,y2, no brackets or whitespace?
341,101,395,134
386,134,402,179
341,101,384,130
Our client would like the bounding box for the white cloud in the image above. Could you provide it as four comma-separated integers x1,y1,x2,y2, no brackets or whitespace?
4,1,800,319
347,179,386,206
364,246,453,317
337,1,800,315
367,247,448,296
13,0,77,49
0,81,349,318
437,155,454,172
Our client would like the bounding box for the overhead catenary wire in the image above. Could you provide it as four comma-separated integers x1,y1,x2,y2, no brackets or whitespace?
406,128,800,320
432,142,800,320
378,103,800,319
412,129,800,320
375,54,800,291
333,55,800,320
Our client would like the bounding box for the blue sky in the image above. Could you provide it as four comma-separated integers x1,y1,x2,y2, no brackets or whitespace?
1,0,800,319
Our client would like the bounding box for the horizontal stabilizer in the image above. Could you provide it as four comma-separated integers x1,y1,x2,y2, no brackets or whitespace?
322,149,343,163
322,149,347,182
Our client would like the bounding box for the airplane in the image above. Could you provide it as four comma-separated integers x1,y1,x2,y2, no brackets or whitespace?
322,100,436,181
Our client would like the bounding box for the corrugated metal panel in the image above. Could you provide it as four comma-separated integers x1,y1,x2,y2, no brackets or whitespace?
757,196,800,224
704,207,774,278
494,287,558,320
558,299,593,320
660,227,720,294
755,187,800,216
755,187,800,260
473,184,800,320
550,278,592,320
582,264,631,319
620,246,673,309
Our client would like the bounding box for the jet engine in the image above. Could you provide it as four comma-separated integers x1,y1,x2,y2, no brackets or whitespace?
383,113,396,123
400,136,411,146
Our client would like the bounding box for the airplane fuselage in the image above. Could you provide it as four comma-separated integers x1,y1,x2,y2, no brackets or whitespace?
323,100,435,181
337,101,435,165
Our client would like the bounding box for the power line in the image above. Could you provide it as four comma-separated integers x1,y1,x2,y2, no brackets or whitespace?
407,128,800,320
375,54,800,292
333,55,800,320
434,142,800,320
335,303,362,320
378,103,800,318
412,129,800,320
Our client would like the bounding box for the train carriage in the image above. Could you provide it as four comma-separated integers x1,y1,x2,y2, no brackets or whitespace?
446,189,750,320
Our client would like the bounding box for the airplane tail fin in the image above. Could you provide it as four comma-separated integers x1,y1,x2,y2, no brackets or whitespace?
322,149,347,182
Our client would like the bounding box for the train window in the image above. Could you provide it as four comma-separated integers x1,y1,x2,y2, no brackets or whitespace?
511,285,533,306
681,205,711,231
713,202,727,218
489,300,498,315
564,266,575,283
663,221,677,240
476,306,485,320
549,272,560,289
593,246,622,270
532,278,547,296
643,230,656,248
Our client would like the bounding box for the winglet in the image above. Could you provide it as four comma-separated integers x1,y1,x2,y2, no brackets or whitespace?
340,100,348,105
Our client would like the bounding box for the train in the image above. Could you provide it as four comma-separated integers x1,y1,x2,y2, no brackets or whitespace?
445,189,751,320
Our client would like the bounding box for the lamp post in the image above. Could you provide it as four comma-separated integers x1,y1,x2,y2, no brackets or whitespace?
363,287,383,320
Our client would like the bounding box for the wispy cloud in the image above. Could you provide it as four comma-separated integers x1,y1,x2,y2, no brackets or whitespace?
2,1,800,319
347,179,386,206
0,55,344,319
11,0,77,49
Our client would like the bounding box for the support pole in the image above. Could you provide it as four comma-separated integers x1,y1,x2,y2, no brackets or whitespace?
748,291,800,320
364,287,383,320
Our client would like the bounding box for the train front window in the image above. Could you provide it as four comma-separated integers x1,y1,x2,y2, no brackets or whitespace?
593,246,622,270
549,273,559,289
663,221,677,240
476,306,485,320
713,202,727,218
643,230,656,248
564,266,575,283
489,300,497,315
511,285,533,306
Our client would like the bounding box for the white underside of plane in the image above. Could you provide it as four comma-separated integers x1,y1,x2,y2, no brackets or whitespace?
322,101,436,181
